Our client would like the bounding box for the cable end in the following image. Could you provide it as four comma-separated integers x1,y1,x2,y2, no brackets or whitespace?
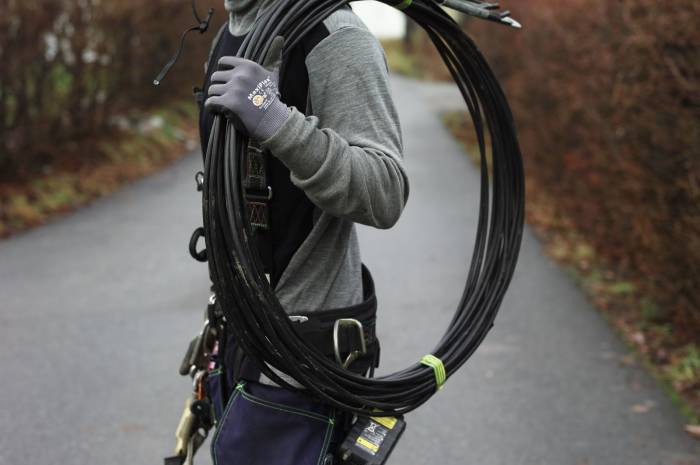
501,17,522,29
153,79,161,87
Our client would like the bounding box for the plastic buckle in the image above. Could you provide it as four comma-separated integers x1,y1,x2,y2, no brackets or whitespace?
333,318,367,368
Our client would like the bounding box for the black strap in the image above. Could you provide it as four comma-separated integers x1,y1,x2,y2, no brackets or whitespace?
244,141,272,230
292,266,378,358
233,266,380,383
243,22,332,236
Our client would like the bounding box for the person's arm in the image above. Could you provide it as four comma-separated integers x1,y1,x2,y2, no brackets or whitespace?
261,26,408,229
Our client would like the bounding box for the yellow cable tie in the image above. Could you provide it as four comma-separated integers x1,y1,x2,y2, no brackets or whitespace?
420,354,446,390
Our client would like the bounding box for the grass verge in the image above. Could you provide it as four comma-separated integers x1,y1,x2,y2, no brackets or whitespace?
0,100,199,239
381,38,452,81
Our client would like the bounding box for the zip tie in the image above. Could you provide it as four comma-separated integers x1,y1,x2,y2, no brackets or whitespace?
420,354,446,390
394,0,413,10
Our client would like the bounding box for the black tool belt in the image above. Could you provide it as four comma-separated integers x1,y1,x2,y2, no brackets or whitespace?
230,265,380,384
293,265,379,372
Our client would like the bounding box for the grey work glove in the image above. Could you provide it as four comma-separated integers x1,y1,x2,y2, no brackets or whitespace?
205,56,291,141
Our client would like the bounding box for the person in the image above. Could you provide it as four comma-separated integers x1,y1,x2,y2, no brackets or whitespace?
197,1,408,464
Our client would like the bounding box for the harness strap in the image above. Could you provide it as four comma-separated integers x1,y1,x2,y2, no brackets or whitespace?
244,141,271,230
231,265,380,384
292,266,378,361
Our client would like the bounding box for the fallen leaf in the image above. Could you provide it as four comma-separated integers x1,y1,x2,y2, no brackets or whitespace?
685,424,700,439
631,331,646,345
630,400,656,413
121,423,146,433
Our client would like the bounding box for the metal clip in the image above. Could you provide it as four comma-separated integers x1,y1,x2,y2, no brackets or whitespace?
173,398,195,458
183,321,214,377
193,370,206,400
333,318,367,368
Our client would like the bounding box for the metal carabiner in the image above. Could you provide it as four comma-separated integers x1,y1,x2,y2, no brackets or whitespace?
333,318,367,368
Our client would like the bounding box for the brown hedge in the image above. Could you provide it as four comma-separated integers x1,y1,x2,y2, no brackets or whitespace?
459,0,700,339
0,0,219,178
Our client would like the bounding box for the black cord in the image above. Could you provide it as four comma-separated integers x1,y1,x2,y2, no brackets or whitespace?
203,0,525,417
153,0,215,86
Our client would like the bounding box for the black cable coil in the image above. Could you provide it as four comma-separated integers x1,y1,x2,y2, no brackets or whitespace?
202,0,525,417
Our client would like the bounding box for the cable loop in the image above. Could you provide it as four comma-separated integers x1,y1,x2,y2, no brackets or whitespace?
202,0,525,417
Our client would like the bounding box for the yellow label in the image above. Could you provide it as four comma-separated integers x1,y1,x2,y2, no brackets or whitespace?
356,437,379,453
370,416,397,430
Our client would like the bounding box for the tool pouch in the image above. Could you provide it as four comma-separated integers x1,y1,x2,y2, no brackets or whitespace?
210,381,338,465
206,265,379,464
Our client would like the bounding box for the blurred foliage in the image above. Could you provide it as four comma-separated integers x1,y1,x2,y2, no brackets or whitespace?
381,39,422,79
669,344,700,387
437,0,699,418
0,0,219,180
0,101,198,237
451,0,700,341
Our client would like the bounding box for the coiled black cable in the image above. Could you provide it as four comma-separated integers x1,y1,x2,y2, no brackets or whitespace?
202,0,524,416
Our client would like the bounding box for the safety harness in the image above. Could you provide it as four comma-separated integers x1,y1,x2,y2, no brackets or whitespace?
160,1,524,463
195,6,381,372
167,14,381,465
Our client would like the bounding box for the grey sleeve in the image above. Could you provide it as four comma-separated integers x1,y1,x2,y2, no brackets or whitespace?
260,25,409,229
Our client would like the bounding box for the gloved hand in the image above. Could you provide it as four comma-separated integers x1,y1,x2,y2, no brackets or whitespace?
205,56,291,141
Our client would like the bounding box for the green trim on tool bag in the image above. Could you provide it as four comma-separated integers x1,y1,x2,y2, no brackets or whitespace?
236,382,333,423
211,382,336,465
211,383,244,465
393,0,413,10
420,354,446,390
316,412,336,465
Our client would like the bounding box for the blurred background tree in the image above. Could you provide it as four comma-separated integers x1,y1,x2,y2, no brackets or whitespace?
464,0,700,339
427,0,699,417
0,0,218,180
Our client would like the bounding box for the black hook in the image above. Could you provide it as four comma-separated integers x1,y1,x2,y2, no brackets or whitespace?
189,227,208,262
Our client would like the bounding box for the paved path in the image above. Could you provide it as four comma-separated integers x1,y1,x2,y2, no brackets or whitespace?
0,76,698,465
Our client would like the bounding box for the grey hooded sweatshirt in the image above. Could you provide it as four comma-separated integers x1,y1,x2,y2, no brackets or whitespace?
221,1,409,314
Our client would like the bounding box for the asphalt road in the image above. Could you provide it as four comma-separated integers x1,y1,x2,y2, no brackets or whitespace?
1,76,698,465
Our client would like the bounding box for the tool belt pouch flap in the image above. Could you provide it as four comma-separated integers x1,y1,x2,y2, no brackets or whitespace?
211,381,336,465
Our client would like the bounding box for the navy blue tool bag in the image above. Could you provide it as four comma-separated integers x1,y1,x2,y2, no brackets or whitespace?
208,380,337,465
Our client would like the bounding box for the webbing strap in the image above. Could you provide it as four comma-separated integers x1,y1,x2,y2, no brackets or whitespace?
244,144,268,191
420,354,446,390
244,142,271,230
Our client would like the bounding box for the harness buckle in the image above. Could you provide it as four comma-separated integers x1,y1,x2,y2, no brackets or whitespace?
333,318,367,368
